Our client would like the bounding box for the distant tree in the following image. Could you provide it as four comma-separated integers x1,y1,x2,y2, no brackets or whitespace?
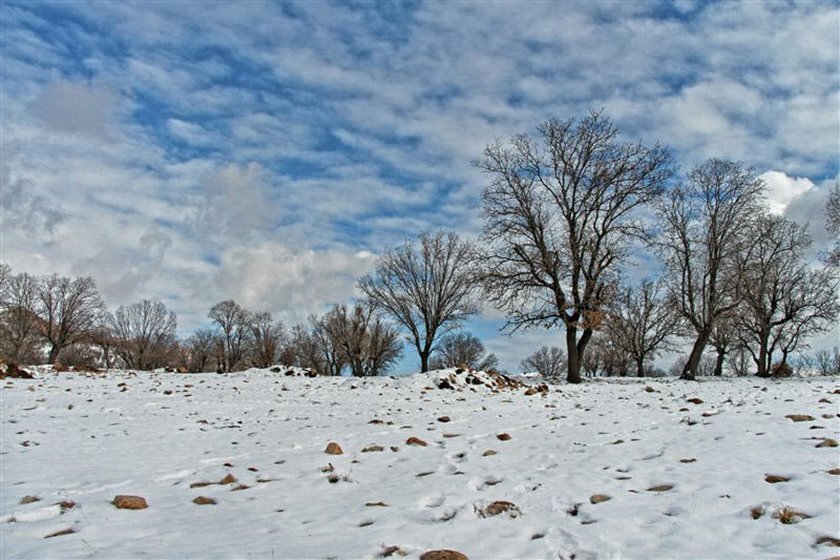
708,314,739,376
90,311,119,369
429,331,498,371
285,324,333,374
111,299,178,370
655,159,765,380
737,215,840,376
320,303,403,377
208,300,252,372
521,345,566,380
0,263,10,303
478,111,673,383
36,274,105,364
0,271,41,363
249,311,285,368
605,280,678,377
182,328,220,373
826,182,840,267
813,346,840,376
359,231,478,373
582,334,634,377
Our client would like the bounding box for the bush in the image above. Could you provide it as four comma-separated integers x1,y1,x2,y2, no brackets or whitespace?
770,361,793,378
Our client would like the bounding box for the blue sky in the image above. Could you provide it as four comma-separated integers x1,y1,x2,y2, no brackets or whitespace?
1,0,838,372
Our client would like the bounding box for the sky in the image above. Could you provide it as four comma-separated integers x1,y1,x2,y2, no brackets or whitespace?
1,0,838,373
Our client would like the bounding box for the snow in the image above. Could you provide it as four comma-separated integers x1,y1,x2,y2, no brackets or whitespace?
1,367,838,559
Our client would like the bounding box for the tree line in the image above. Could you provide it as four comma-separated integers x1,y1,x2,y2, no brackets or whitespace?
2,111,838,380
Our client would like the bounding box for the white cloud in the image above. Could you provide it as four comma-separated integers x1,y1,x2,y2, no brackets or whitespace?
28,80,118,138
760,171,815,215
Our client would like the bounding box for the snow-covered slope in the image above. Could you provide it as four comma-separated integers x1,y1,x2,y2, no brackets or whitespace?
1,368,838,559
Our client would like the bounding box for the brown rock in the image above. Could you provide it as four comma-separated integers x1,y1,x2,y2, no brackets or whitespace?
497,433,512,441
406,436,428,447
765,474,790,483
111,495,148,509
828,468,840,475
44,527,75,538
679,458,697,463
815,535,840,547
686,398,704,405
482,449,497,456
20,495,40,505
437,416,451,423
380,545,407,557
219,473,238,485
420,551,468,560
589,494,611,504
479,500,521,517
786,414,815,422
362,445,385,452
231,484,251,491
190,481,213,488
325,442,344,455
366,501,388,507
644,386,657,393
646,484,674,492
817,438,838,448
193,496,217,505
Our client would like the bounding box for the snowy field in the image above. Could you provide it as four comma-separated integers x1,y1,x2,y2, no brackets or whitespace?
1,367,838,559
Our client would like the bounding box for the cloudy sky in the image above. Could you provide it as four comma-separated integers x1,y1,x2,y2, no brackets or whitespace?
1,0,838,372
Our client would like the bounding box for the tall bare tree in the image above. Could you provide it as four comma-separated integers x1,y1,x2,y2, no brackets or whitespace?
605,279,678,377
111,299,178,370
308,317,346,375
320,303,403,377
429,331,498,371
249,311,285,368
521,345,566,379
738,215,840,376
826,182,840,267
182,328,219,373
358,231,478,373
36,274,105,363
208,300,252,372
655,159,765,380
478,111,672,383
0,271,41,363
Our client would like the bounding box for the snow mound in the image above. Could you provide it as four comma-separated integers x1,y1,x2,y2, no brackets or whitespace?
423,367,529,392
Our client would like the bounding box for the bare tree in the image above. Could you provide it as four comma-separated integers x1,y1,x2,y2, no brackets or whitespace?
249,311,285,368
0,271,41,363
182,328,219,373
36,274,105,364
208,300,252,372
826,182,840,267
478,111,672,383
737,214,840,376
708,314,739,376
521,345,566,380
605,280,679,377
111,299,178,370
359,231,478,373
813,346,840,376
581,334,634,377
308,318,346,376
655,159,765,380
429,331,498,371
320,303,403,377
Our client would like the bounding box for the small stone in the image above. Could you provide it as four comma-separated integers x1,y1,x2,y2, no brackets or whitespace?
420,550,468,560
190,481,213,488
379,545,407,557
817,438,838,448
786,414,815,422
44,527,75,538
827,468,840,475
815,535,840,547
482,449,497,456
362,445,384,453
56,501,75,513
218,473,237,485
406,436,428,447
437,416,451,423
610,439,624,445
325,442,344,455
366,501,388,507
765,474,790,483
589,494,611,504
193,496,217,505
679,458,697,463
644,386,656,393
111,495,148,509
646,484,673,492
19,495,40,505
497,433,512,441
480,500,520,518
686,398,704,404
231,484,250,491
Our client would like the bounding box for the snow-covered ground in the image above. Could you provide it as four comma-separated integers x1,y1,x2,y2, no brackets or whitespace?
1,367,838,559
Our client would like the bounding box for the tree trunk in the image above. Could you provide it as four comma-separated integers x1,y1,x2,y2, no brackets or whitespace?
755,339,769,378
47,343,60,364
419,351,430,373
565,327,582,384
713,348,725,376
682,330,711,380
636,357,646,378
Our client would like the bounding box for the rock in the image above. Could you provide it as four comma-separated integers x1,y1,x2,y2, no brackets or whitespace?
19,495,40,504
366,501,388,507
815,535,840,547
406,436,428,446
646,484,673,492
111,495,148,509
362,445,384,452
437,416,451,423
190,481,213,488
218,473,238,485
479,500,521,518
765,474,790,483
772,506,811,524
817,438,838,448
56,501,75,513
679,458,697,463
420,550,468,560
828,468,840,475
610,439,624,445
590,494,611,504
325,442,344,455
686,398,704,404
644,386,656,393
231,484,250,491
379,545,407,557
786,414,815,422
497,433,512,441
482,449,497,456
193,496,217,505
